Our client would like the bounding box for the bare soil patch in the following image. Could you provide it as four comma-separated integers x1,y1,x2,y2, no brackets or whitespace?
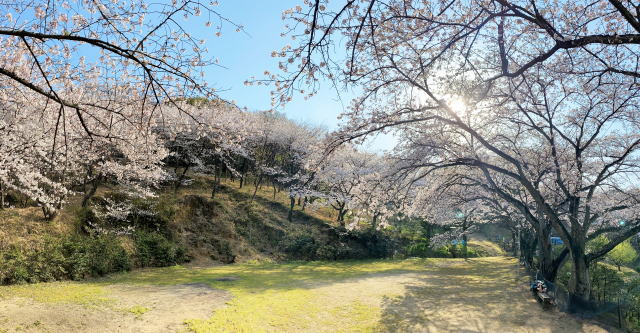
0,283,229,333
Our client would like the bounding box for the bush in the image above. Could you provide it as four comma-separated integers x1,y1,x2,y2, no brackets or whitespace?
405,240,431,257
0,247,31,284
61,235,131,280
0,235,131,285
315,244,339,260
344,230,395,258
134,231,186,267
281,233,319,260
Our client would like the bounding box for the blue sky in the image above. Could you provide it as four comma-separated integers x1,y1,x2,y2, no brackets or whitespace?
194,1,396,152
201,1,345,129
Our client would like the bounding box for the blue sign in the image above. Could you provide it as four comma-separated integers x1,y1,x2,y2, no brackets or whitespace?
550,237,563,245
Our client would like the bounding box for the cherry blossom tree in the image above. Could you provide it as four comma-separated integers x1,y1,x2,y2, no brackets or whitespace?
157,100,249,195
274,0,640,304
0,1,241,218
314,146,381,227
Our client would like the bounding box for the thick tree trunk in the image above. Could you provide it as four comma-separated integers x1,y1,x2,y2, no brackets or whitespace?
520,232,537,268
301,197,307,211
569,246,592,308
537,224,556,281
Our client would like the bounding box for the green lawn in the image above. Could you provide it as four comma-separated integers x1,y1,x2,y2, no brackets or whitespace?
0,257,615,332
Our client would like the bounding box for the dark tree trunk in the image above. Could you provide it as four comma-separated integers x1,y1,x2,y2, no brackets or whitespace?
537,224,556,281
337,208,347,227
41,205,58,220
287,196,295,222
520,231,537,268
372,213,379,230
251,174,263,201
569,245,592,308
239,159,247,189
174,165,190,193
0,181,4,210
211,167,219,199
461,218,469,259
81,177,101,207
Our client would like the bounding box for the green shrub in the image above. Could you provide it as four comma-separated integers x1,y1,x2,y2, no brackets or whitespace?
281,233,319,260
405,240,431,257
134,231,186,267
0,247,31,284
344,230,395,258
61,235,131,280
315,244,339,260
0,235,131,285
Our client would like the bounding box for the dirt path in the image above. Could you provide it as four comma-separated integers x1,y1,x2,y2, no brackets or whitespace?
0,258,621,332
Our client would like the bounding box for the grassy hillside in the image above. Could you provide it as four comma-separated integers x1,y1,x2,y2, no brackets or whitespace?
0,173,508,287
0,174,396,285
168,175,388,263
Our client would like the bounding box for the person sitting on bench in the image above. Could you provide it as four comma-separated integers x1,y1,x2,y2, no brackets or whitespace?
536,281,547,293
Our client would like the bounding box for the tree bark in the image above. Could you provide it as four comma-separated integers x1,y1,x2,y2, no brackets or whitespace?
81,176,101,207
520,231,537,268
41,205,57,220
211,168,219,199
174,165,190,193
251,174,263,201
537,224,556,281
462,233,468,259
287,195,295,221
569,244,592,309
337,209,347,227
0,180,4,210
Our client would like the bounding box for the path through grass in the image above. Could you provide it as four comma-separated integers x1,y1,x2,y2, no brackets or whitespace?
0,257,616,332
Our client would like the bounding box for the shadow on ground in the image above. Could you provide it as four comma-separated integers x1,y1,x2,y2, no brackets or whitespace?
376,258,617,333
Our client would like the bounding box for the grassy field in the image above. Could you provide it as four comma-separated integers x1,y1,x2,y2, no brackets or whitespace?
0,257,616,333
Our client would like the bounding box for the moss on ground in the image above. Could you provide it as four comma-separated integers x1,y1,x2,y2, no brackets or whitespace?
0,281,111,307
0,257,613,332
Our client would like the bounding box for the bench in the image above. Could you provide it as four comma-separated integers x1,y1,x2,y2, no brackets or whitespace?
536,291,554,304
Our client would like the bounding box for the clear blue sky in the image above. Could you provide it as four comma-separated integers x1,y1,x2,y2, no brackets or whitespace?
202,1,345,129
195,1,396,152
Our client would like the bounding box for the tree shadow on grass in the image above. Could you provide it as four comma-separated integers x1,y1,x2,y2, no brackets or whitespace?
376,258,601,333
